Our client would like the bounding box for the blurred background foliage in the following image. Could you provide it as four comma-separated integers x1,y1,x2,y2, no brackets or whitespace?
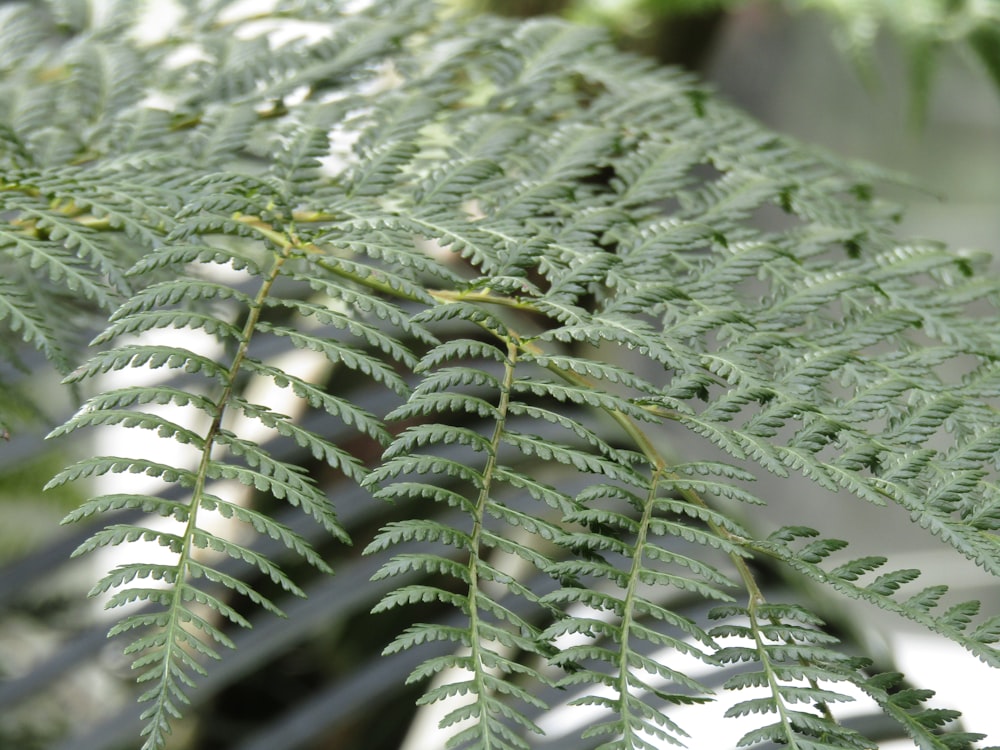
2,1,999,748
454,0,1000,117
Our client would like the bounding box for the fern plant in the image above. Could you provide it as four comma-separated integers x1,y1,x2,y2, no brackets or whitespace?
3,0,999,748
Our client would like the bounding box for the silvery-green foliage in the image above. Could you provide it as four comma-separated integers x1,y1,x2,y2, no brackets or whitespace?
2,1,999,748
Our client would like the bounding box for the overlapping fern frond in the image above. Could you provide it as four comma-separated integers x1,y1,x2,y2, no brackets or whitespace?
2,0,998,748
710,599,990,750
47,122,419,745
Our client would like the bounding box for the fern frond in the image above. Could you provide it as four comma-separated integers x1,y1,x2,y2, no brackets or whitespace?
0,276,69,371
536,468,743,748
754,528,1000,668
1,227,117,308
711,602,878,750
28,1,1000,748
368,326,575,748
712,600,991,750
269,119,331,202
49,183,419,746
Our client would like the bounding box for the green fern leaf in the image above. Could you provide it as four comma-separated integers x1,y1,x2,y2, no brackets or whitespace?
26,2,1000,747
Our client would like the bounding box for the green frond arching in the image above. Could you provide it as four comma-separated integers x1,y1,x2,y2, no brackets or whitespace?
364,333,564,749
0,0,994,748
710,601,880,750
754,527,1000,669
44,158,435,742
538,474,742,749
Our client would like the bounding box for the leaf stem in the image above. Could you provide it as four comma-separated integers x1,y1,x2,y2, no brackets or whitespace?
464,337,519,746
140,243,289,748
617,466,665,743
429,288,540,312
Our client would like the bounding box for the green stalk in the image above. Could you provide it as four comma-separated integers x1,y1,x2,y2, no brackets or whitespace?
140,244,289,747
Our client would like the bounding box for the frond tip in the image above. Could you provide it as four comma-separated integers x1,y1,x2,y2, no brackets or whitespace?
711,602,990,750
